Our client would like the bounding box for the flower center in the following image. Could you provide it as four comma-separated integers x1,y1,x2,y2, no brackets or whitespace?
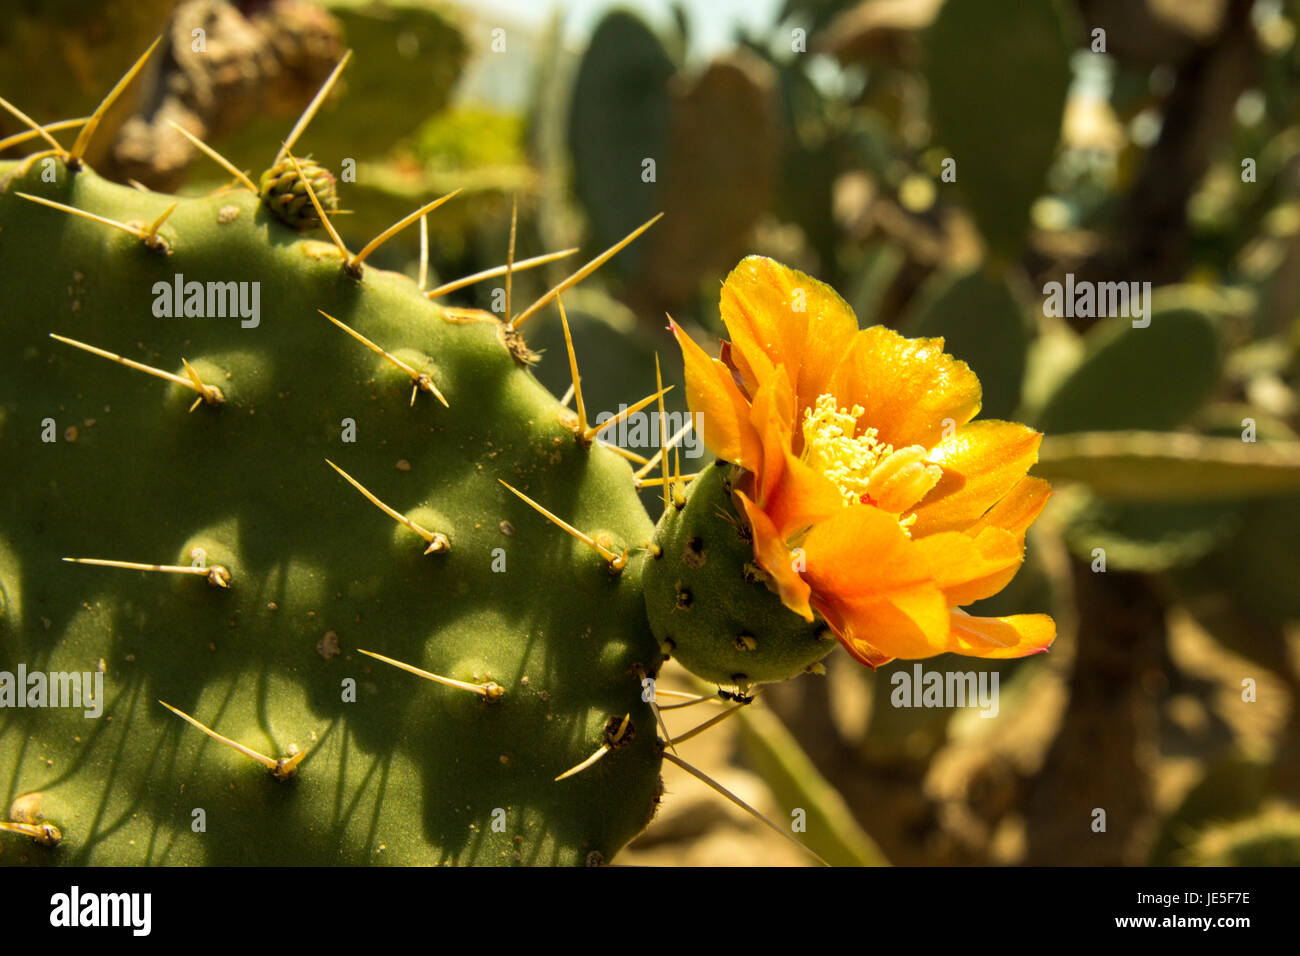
800,394,941,523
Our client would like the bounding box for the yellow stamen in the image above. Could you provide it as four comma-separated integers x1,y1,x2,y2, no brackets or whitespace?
800,393,940,517
867,445,943,515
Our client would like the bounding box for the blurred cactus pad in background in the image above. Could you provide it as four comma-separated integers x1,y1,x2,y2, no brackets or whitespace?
2,0,1300,868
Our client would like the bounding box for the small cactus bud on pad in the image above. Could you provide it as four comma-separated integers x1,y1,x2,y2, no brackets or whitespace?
259,155,339,231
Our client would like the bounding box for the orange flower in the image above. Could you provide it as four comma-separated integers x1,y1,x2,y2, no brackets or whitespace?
670,256,1055,668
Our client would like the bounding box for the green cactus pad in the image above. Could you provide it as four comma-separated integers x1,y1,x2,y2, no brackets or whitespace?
0,156,663,866
1034,307,1222,436
923,0,1071,262
567,10,675,280
643,462,834,687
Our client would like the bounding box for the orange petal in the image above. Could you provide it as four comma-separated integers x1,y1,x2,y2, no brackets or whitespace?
967,475,1052,541
829,326,982,451
763,448,845,540
811,597,891,668
907,421,1042,538
720,256,860,417
802,504,933,598
921,526,1025,608
945,612,1056,659
836,640,894,669
820,583,952,663
736,492,813,621
747,365,797,507
670,319,763,471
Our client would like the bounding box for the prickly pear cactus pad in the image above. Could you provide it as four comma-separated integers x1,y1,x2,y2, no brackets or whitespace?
0,151,664,865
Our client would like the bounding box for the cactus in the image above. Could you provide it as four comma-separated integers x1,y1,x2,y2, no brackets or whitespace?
566,10,675,282
565,12,780,312
0,36,1068,868
0,50,666,867
922,0,1072,262
1034,303,1222,437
